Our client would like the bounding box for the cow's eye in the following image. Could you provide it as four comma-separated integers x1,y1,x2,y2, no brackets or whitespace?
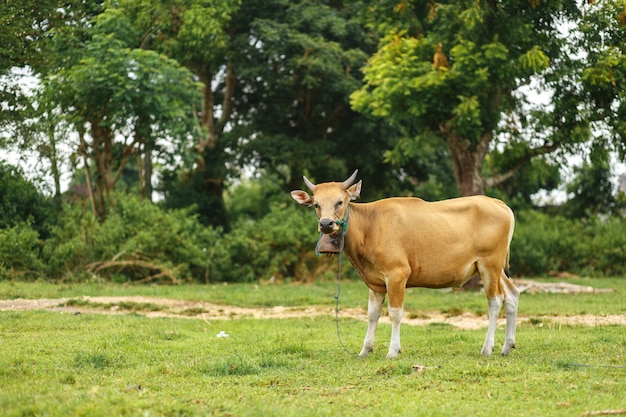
335,201,343,208
313,202,320,209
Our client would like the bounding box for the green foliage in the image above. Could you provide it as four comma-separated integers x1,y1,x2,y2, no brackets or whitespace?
115,0,241,69
0,0,102,127
512,210,626,277
512,211,576,276
229,0,397,195
0,223,43,281
42,194,221,283
39,12,203,217
352,1,626,196
384,131,459,200
6,0,626,285
215,202,321,282
3,179,626,282
226,174,287,222
518,45,550,72
30,185,328,283
561,144,618,218
485,150,561,210
44,29,202,145
159,141,232,229
0,163,54,238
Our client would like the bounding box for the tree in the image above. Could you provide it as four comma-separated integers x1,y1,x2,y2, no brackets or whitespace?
228,0,403,197
107,0,241,227
42,16,202,218
0,0,103,125
352,1,626,197
115,0,404,226
1,1,104,204
0,0,56,129
559,1,626,160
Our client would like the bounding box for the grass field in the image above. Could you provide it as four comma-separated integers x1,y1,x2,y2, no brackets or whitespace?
0,278,625,416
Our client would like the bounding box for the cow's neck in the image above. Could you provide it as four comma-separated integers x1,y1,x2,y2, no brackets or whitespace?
343,202,366,256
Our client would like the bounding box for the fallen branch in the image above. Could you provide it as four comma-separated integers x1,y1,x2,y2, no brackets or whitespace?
87,259,181,284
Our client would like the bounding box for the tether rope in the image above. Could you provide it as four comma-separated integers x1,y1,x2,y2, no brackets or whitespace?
313,205,360,359
333,233,361,359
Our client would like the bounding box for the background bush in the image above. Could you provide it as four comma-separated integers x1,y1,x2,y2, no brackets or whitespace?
2,182,625,283
0,163,54,239
41,195,223,283
216,202,328,282
17,190,331,283
511,210,626,277
0,223,44,280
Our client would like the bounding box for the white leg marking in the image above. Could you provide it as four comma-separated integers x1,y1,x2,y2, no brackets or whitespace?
386,306,403,359
359,290,385,358
481,295,503,356
501,279,519,355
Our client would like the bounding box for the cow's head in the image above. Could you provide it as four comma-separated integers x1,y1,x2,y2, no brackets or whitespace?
291,170,362,235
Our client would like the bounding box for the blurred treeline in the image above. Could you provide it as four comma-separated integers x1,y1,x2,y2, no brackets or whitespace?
1,1,626,282
2,162,625,282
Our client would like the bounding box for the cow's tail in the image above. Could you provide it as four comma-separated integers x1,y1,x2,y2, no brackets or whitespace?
504,250,511,278
503,206,515,279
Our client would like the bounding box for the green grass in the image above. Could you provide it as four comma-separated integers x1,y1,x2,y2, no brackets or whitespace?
0,278,625,416
1,276,625,316
0,311,624,416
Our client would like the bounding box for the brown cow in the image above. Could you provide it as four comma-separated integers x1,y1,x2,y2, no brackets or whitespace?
291,170,519,359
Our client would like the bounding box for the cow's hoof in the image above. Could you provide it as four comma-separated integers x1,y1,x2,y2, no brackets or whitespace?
386,347,400,359
501,342,516,356
359,347,373,358
480,345,494,356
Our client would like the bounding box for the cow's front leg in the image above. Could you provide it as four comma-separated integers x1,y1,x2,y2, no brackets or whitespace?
385,275,407,359
359,289,385,358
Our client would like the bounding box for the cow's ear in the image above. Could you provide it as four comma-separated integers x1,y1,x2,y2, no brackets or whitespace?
291,190,314,206
347,180,361,201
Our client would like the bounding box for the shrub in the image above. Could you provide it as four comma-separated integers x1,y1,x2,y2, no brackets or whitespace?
42,194,223,283
573,217,626,276
0,223,44,281
511,210,626,277
7,185,623,283
0,163,54,238
214,201,329,282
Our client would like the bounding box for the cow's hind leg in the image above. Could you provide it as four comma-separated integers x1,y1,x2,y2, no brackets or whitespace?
482,294,502,356
501,273,519,355
386,304,403,359
478,262,503,357
359,289,385,358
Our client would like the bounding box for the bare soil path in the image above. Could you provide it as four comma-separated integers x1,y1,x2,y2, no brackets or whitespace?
1,295,624,330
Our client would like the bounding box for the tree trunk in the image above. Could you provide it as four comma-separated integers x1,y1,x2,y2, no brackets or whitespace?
179,63,236,228
143,140,153,201
90,122,114,219
446,133,491,196
47,124,62,206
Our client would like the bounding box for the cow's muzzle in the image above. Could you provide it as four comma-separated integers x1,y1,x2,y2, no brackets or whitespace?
319,218,336,234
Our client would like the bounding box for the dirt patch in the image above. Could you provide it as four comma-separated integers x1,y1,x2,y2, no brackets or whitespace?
1,296,624,330
514,279,616,294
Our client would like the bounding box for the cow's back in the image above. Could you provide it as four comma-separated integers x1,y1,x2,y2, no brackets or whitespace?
344,195,514,290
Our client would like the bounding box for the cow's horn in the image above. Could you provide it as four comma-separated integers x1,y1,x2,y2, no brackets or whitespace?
342,169,359,189
303,175,316,192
